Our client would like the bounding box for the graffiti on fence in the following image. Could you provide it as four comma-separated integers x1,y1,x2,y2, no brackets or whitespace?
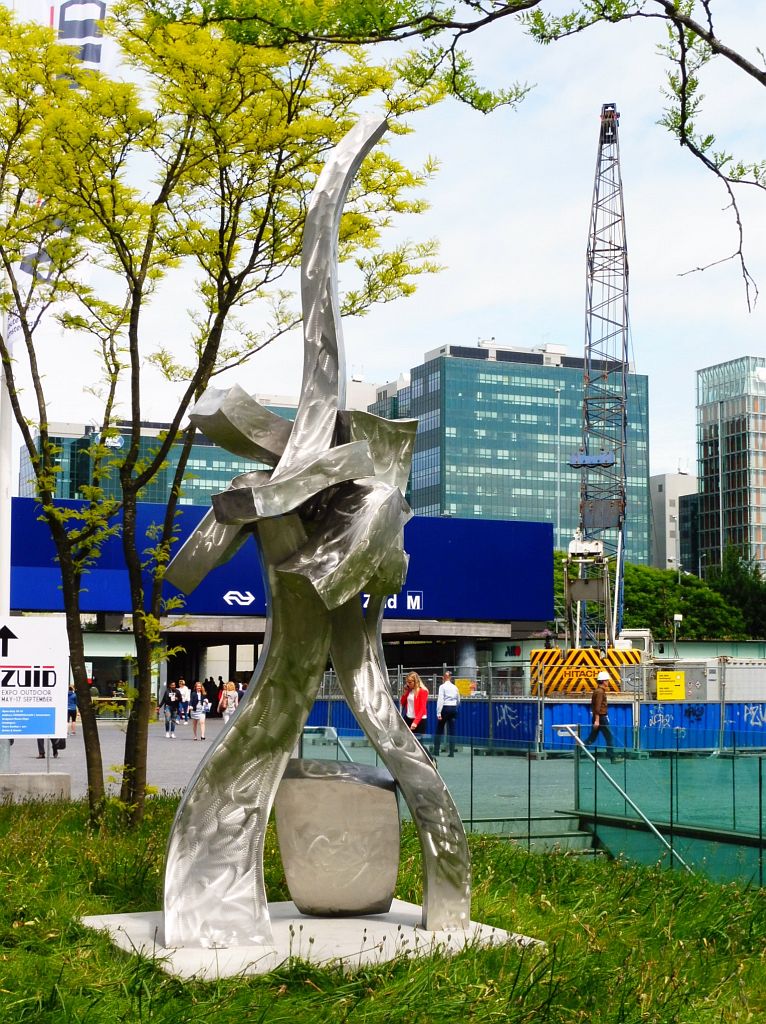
647,708,673,730
743,704,766,728
495,703,521,730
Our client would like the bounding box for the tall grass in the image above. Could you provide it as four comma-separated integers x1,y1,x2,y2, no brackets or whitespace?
1,797,765,1022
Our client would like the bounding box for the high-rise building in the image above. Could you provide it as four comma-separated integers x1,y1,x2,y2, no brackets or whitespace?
649,472,698,571
17,381,380,504
17,400,297,505
697,356,766,571
369,342,651,564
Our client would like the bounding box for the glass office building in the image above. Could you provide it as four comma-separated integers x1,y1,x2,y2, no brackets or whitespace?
369,343,651,564
18,404,298,505
697,356,766,572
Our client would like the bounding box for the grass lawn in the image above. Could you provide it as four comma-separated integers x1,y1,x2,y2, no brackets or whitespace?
1,796,765,1022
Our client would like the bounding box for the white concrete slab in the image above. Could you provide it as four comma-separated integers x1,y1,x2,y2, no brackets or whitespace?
82,899,541,979
0,772,71,801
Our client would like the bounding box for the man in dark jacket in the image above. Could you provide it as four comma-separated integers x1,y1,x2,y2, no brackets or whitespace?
157,680,182,738
583,671,622,763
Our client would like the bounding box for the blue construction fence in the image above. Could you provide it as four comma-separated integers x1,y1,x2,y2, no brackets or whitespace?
305,697,766,753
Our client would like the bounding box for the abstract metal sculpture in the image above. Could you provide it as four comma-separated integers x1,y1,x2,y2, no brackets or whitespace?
164,115,470,949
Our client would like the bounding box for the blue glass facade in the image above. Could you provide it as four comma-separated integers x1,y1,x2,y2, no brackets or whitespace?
370,346,650,564
18,406,298,506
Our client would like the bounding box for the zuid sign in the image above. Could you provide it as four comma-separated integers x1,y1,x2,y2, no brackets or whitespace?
0,618,69,739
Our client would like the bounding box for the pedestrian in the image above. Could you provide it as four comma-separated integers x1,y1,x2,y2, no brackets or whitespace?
189,681,210,740
583,671,623,763
67,685,78,735
400,671,428,738
157,680,182,738
434,669,460,758
36,738,60,759
178,678,190,723
204,677,219,713
217,681,239,725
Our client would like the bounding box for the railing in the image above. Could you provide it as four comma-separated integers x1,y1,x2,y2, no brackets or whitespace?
300,726,353,762
555,723,693,874
306,687,766,756
298,724,766,885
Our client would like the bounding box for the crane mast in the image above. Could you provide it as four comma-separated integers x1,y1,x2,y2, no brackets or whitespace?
566,103,629,648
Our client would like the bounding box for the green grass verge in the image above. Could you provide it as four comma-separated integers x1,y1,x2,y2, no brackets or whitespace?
1,797,765,1022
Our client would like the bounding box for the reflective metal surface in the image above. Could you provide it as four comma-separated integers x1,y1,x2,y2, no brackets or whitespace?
275,759,400,916
190,384,292,465
163,113,471,948
330,596,471,930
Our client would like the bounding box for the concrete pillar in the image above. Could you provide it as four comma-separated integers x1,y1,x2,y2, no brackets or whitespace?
456,639,478,680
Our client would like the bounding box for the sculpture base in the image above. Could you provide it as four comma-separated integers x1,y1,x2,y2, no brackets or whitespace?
81,900,541,979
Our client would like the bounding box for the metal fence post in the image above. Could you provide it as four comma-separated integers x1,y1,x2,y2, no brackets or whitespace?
535,668,544,757
669,734,677,871
487,664,494,749
759,757,763,889
732,737,737,831
526,743,532,852
574,729,580,812
469,737,474,833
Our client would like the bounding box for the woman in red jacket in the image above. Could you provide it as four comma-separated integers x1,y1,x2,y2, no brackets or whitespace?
400,671,428,735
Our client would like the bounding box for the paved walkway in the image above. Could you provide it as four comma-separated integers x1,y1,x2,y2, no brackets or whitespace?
15,721,578,824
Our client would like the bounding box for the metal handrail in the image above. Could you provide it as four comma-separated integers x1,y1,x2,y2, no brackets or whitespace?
302,725,353,762
556,723,694,875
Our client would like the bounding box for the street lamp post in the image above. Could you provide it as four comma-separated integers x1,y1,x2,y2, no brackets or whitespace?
554,387,562,550
673,613,683,657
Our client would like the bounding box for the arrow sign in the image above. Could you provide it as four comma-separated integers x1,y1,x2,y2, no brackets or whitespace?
223,591,255,607
0,625,17,658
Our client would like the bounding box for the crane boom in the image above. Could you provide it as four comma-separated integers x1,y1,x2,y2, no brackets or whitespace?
566,102,630,648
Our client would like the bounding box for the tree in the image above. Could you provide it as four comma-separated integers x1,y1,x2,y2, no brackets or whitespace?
552,554,748,640
706,545,766,638
0,5,447,823
621,562,748,640
150,0,765,304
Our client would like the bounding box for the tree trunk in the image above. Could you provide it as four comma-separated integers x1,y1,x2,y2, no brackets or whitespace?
118,489,154,822
47,518,106,824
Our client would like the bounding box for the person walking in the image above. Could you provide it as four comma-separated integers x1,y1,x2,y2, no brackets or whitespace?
400,671,428,738
178,678,190,723
157,680,182,738
67,685,78,735
217,681,239,725
189,681,210,740
583,671,622,763
434,669,460,758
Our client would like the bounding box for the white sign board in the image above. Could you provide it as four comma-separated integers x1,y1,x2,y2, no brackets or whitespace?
0,618,69,739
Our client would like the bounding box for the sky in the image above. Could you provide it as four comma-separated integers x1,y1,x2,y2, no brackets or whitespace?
5,1,766,479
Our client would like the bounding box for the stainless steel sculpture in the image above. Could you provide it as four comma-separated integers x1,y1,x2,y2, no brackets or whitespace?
164,114,471,949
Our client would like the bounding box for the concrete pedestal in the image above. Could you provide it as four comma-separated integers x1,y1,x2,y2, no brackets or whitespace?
82,899,541,979
0,772,71,802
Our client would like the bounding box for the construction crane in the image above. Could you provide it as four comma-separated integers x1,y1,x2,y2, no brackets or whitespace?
566,103,630,649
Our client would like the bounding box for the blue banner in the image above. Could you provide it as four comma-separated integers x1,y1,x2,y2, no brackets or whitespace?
11,497,553,622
